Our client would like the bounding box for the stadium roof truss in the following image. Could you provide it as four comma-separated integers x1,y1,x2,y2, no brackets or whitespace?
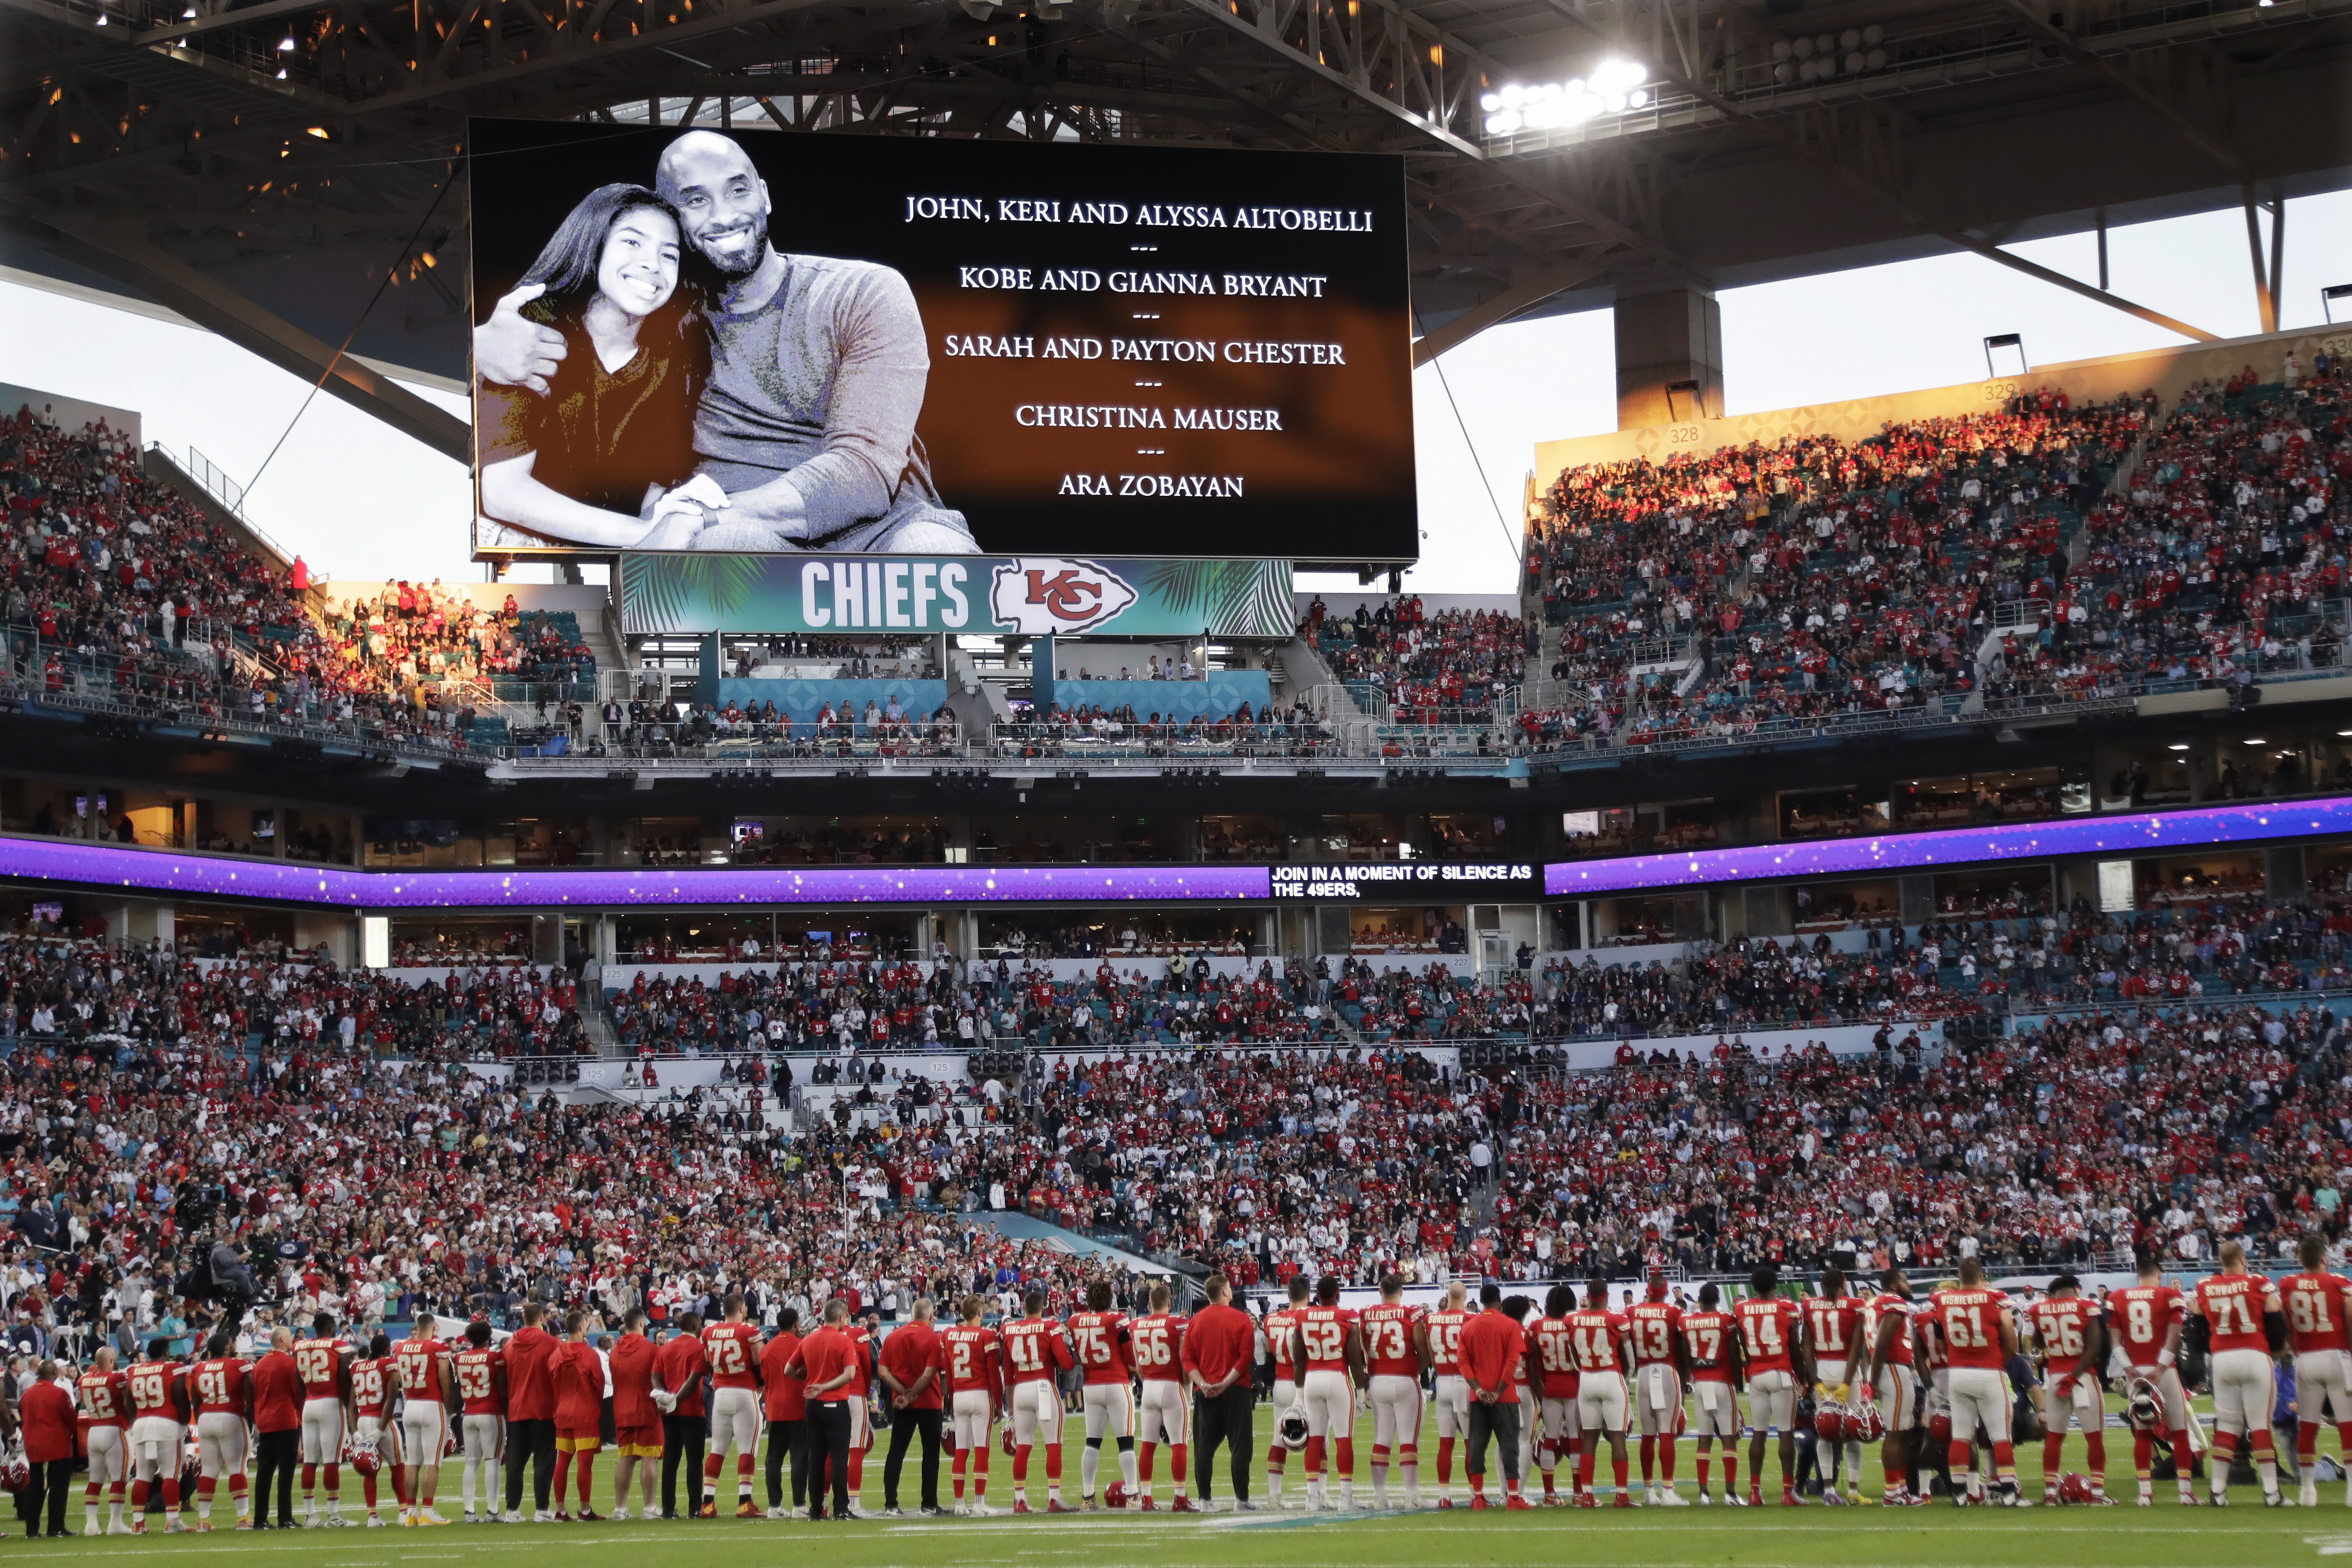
0,0,2345,449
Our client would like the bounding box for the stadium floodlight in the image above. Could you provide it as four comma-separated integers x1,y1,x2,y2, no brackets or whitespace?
94,8,107,24
1983,332,2026,378
2325,283,2352,323
277,31,295,49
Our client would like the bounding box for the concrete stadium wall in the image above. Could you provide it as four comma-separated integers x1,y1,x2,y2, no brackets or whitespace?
1,384,141,445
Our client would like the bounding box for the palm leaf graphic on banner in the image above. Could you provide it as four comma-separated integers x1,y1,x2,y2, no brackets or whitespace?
621,553,769,634
1137,559,1294,638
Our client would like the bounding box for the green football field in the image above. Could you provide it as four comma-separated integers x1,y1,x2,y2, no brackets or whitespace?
31,1407,2340,1568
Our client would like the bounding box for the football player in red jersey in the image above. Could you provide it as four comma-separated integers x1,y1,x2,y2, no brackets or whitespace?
1131,1282,1192,1511
701,1294,765,1518
2192,1240,2288,1506
2106,1250,2194,1506
1679,1283,1744,1505
1069,1280,1139,1508
1001,1289,1075,1513
1627,1273,1688,1506
1928,1257,2024,1507
2284,1232,2352,1507
189,1330,253,1530
394,1316,457,1526
1358,1274,1426,1510
452,1321,507,1524
1262,1276,1309,1506
293,1314,355,1527
75,1345,133,1535
1736,1268,1807,1506
1800,1266,1869,1506
1565,1278,1635,1508
348,1332,410,1525
1857,1271,1926,1506
1422,1281,1472,1506
2029,1275,2111,1505
1287,1276,1367,1511
941,1296,1003,1515
125,1336,191,1534
1527,1286,1583,1505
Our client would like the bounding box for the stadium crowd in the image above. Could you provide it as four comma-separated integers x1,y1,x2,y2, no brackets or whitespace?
1301,598,1533,723
1513,357,2351,752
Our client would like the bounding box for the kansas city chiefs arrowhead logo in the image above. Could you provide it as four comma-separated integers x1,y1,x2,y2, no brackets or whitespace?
987,558,1140,634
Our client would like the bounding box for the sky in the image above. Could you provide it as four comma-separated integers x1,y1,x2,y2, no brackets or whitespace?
2,189,2346,595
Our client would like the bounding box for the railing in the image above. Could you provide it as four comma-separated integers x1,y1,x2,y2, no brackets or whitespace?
992,721,1340,759
146,441,304,571
0,668,490,769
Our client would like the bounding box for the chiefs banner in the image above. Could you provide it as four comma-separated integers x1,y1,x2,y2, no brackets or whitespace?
620,551,1292,638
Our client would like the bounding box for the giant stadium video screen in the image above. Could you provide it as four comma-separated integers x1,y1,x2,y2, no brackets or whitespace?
466,118,1415,564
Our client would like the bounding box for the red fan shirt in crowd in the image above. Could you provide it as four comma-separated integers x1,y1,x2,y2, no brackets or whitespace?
349,1357,392,1421
503,1322,558,1422
2282,1270,2352,1354
654,1331,708,1419
293,1338,350,1403
251,1350,303,1433
759,1331,806,1422
75,1368,131,1428
1067,1311,1133,1388
1459,1308,1525,1402
191,1357,248,1416
879,1318,944,1411
1359,1303,1421,1379
1736,1296,1801,1374
2107,1283,2188,1366
1627,1302,1682,1368
1926,1288,2010,1371
705,1322,762,1392
2194,1271,2283,1355
999,1317,1073,1387
1681,1310,1736,1384
394,1336,447,1400
1528,1315,1581,1398
1867,1293,1917,1367
1567,1309,1628,1373
1296,1305,1357,1374
1803,1294,1867,1368
454,1347,506,1417
1424,1308,1469,1375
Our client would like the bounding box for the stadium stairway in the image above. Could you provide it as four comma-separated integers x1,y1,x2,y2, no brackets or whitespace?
1273,635,1376,742
943,640,1009,742
970,1209,1169,1276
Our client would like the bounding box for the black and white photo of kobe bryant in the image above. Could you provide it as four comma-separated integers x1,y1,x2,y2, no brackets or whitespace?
473,128,978,554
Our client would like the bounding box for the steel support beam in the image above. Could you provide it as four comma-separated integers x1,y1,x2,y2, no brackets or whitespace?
1412,257,1608,366
26,208,470,460
1529,0,2224,344
1943,230,2221,342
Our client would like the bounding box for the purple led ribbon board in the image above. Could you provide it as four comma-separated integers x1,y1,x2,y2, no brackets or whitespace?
0,837,1269,907
1544,795,2352,898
